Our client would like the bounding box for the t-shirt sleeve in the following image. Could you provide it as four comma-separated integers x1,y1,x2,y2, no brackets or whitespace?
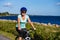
18,15,21,18
26,15,29,19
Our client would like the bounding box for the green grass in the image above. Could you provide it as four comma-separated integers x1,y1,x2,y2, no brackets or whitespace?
0,21,60,40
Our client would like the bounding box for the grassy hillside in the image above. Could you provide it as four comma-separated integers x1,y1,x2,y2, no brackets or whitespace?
0,21,60,40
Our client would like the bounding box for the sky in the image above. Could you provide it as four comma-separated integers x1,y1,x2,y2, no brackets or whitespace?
0,0,60,16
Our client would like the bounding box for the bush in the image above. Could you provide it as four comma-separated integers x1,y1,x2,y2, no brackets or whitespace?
0,21,60,40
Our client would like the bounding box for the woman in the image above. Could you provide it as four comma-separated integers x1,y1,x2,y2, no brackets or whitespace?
16,7,36,40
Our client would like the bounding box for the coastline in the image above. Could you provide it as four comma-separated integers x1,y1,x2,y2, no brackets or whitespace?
0,15,17,17
0,19,60,27
0,19,17,22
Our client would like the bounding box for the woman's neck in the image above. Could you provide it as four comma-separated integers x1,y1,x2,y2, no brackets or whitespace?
21,15,25,17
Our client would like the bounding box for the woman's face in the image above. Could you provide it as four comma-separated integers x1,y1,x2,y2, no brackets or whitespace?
21,11,26,16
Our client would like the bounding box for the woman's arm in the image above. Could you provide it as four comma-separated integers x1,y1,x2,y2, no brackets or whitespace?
18,18,20,30
28,18,36,30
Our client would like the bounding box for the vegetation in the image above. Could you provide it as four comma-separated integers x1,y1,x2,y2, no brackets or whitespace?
0,21,60,40
0,12,18,16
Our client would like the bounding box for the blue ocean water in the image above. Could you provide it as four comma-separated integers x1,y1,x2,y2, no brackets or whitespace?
0,15,60,25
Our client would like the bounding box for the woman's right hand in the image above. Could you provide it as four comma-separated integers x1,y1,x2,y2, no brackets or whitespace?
18,27,21,30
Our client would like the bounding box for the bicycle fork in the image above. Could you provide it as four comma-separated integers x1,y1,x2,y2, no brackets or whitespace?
24,31,31,40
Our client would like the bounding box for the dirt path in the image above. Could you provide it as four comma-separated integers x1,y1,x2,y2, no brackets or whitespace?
0,35,10,40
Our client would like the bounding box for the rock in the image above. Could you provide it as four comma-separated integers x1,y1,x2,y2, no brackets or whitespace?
33,22,41,25
52,24,56,26
48,23,52,26
41,23,48,26
55,24,60,27
0,19,17,22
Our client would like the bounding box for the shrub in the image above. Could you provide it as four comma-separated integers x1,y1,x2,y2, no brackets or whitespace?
0,21,60,40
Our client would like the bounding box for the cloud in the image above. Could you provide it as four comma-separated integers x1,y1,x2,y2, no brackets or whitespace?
4,2,12,7
56,2,60,6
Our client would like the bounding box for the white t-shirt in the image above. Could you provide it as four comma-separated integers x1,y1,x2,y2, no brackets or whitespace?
16,14,29,29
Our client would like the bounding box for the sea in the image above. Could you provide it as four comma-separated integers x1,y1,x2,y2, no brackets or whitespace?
0,15,60,25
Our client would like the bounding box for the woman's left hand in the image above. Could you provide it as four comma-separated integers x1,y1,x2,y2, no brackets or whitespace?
33,27,36,30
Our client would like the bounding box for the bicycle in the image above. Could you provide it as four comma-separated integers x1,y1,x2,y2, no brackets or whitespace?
15,28,34,40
